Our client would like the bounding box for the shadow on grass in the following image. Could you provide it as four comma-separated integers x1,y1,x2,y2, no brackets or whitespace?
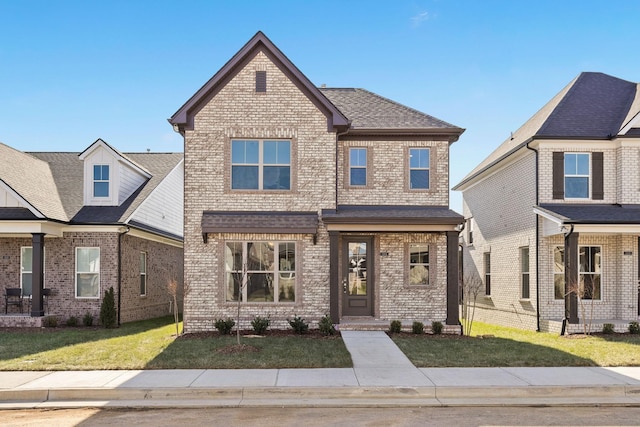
145,331,353,369
391,335,597,367
0,316,174,366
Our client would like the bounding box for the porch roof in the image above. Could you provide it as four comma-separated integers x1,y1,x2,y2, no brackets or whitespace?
201,211,318,234
537,203,640,225
321,205,463,226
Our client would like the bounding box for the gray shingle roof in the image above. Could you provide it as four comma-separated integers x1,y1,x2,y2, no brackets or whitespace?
320,88,462,133
455,72,640,190
322,205,463,225
202,211,318,234
538,203,640,224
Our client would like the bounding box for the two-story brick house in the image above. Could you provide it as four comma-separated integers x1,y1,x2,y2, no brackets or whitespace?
454,72,640,333
170,32,464,332
0,138,183,326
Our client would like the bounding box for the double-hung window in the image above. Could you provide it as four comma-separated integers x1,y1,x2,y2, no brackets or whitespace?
520,247,530,299
140,252,147,296
554,246,565,300
564,153,589,198
349,148,367,186
225,241,295,303
76,247,100,298
484,252,491,295
409,148,430,189
21,247,45,297
93,165,110,197
231,139,291,190
579,246,601,300
408,244,429,285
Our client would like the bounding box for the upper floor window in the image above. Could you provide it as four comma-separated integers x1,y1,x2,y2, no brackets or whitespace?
409,148,430,189
349,148,367,186
408,244,429,285
564,153,589,198
93,165,110,197
467,217,474,245
231,139,290,190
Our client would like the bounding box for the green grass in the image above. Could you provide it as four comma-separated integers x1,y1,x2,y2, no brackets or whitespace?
0,317,352,371
391,321,640,367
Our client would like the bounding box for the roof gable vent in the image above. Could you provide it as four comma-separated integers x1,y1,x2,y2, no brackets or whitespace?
256,70,266,92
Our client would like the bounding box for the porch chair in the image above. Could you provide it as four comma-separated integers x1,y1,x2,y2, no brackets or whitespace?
5,288,23,314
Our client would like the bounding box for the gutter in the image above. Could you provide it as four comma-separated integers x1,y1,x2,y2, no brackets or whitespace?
117,226,130,326
526,141,541,332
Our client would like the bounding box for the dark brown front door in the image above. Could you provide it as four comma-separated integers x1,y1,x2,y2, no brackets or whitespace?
342,238,373,317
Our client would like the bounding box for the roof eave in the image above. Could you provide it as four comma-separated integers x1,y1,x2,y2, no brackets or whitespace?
344,127,464,142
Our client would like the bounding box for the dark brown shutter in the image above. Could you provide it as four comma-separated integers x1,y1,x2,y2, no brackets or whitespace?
256,71,266,92
552,152,564,199
592,151,604,200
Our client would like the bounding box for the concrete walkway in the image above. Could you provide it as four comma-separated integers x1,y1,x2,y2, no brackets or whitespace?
1,331,640,408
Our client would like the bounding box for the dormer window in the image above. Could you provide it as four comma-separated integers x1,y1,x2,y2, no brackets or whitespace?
93,165,110,197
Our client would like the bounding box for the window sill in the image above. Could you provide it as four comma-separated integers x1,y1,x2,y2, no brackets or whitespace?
519,298,531,303
483,295,492,300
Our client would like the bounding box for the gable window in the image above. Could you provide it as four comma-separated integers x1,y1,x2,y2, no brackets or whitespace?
76,247,100,298
520,247,530,299
349,148,367,186
140,252,147,296
231,139,291,190
93,165,110,197
564,153,590,198
554,246,565,300
483,252,491,295
408,244,429,285
225,241,295,303
409,148,430,189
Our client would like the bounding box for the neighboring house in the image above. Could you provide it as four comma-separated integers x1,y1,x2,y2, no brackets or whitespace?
169,32,465,333
0,138,184,326
454,72,640,333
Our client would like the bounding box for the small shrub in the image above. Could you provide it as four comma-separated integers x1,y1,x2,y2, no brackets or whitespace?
99,286,117,329
287,315,309,334
602,323,615,334
66,316,79,327
318,314,336,336
389,320,402,334
83,312,94,327
629,321,640,334
42,316,58,328
431,321,444,335
412,321,424,334
214,318,235,335
251,316,270,335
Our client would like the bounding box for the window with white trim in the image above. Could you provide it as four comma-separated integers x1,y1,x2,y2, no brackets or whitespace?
409,148,430,189
20,247,45,297
579,246,601,300
231,139,291,190
484,252,491,295
225,241,295,303
564,153,589,198
554,246,565,300
140,252,147,296
408,244,429,285
93,164,110,197
76,247,100,298
349,147,367,186
520,247,530,299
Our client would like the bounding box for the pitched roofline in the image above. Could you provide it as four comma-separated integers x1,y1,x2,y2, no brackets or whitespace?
0,179,45,218
343,127,463,142
168,31,350,134
78,138,152,178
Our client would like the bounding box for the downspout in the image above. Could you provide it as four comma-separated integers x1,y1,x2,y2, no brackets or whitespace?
525,141,541,332
117,226,130,326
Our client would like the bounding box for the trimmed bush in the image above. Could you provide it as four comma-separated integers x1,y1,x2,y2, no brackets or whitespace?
389,320,402,334
251,316,270,335
83,312,94,327
214,318,235,335
66,316,78,327
629,321,640,334
287,315,309,334
431,321,444,335
42,316,58,328
318,314,336,336
99,287,117,328
412,321,424,334
602,323,615,334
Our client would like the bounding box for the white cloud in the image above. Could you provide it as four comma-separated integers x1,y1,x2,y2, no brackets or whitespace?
411,11,429,27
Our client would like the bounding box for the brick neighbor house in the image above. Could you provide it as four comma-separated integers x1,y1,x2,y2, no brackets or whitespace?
170,32,465,332
454,72,640,333
0,138,184,326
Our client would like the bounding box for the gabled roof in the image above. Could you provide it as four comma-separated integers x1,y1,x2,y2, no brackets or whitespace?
0,142,68,221
454,72,640,190
320,88,464,141
169,31,349,133
79,138,152,178
537,203,640,225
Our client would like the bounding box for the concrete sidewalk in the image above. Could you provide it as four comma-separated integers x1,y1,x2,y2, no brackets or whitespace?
1,331,639,408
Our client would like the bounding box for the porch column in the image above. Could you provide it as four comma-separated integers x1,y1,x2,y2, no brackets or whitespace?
564,231,579,324
30,233,45,317
446,231,460,325
329,231,340,323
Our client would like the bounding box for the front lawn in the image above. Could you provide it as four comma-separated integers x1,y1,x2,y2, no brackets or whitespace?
391,321,640,367
0,317,352,371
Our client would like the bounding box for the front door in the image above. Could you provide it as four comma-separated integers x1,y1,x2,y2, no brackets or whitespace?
342,238,373,316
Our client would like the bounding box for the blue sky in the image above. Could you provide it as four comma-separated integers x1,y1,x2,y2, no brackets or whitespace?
1,0,639,211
